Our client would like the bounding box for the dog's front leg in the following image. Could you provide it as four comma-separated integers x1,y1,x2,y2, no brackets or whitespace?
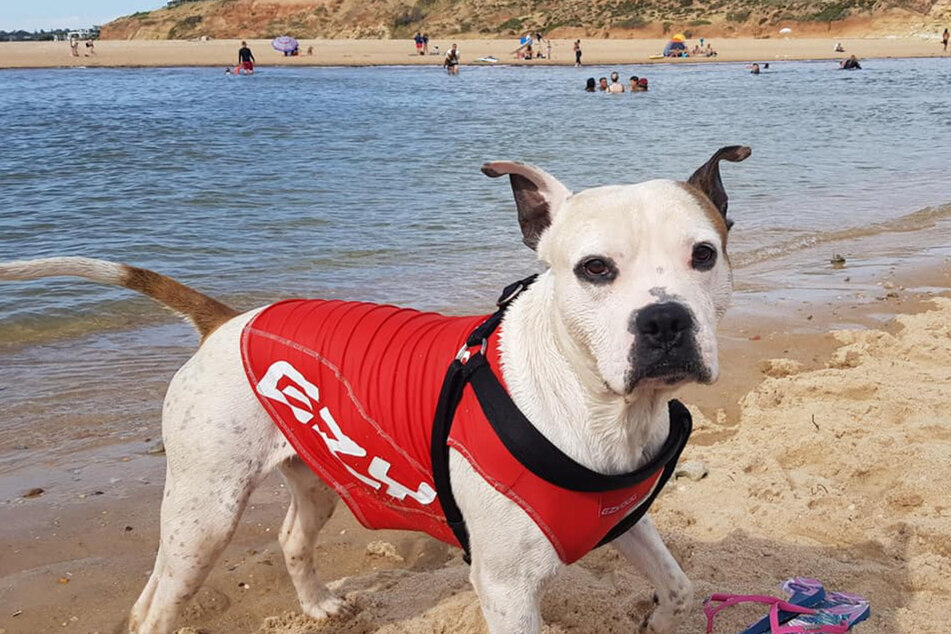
452,459,561,633
613,514,692,634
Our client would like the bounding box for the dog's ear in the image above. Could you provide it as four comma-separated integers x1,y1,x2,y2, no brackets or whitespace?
687,146,751,230
481,161,571,250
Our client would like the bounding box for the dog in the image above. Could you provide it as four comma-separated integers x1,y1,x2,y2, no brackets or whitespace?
0,145,749,633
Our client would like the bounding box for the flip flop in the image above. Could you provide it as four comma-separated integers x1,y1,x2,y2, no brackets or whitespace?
704,577,826,634
772,590,870,634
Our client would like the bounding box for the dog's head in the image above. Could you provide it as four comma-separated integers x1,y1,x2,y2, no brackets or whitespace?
483,146,750,397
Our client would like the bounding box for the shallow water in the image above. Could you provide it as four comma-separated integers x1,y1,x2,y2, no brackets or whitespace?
2,60,951,333
1,59,951,457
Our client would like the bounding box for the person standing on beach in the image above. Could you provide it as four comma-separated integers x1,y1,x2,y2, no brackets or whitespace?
422,33,430,55
573,40,582,66
414,32,424,55
943,28,949,52
444,43,460,74
237,41,255,74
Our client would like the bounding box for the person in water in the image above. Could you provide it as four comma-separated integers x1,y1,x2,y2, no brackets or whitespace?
598,77,609,91
237,41,254,74
636,77,649,91
629,75,639,91
607,71,624,93
444,43,460,74
750,63,760,74
943,28,949,52
840,55,861,70
585,78,596,92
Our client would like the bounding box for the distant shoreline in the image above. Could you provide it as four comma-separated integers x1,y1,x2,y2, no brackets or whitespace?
1,36,948,69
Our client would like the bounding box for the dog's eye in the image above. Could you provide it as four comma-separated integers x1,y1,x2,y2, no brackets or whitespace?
574,257,618,284
691,243,717,271
584,259,609,276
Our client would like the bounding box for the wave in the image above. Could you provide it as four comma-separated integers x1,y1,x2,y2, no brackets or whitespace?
732,202,951,268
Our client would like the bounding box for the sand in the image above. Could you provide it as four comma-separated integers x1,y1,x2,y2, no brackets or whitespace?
1,36,949,69
2,257,950,633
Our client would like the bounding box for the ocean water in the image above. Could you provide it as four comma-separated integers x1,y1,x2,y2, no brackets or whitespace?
1,59,951,461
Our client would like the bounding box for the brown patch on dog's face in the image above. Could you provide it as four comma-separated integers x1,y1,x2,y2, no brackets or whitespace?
676,182,729,249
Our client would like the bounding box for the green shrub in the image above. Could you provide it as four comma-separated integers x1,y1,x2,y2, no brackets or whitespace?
726,10,751,22
499,17,524,31
614,15,648,28
810,3,850,21
688,19,711,26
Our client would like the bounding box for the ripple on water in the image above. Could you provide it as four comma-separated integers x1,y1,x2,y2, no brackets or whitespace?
0,60,950,349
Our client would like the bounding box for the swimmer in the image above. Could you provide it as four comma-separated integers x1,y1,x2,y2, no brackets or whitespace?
607,71,624,93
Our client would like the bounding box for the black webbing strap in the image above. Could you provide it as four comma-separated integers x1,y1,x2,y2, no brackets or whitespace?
468,364,691,492
430,274,538,562
464,274,537,347
430,355,480,562
594,399,692,547
429,275,693,564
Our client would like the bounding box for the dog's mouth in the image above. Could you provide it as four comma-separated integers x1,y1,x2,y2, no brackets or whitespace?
627,361,710,391
624,343,711,393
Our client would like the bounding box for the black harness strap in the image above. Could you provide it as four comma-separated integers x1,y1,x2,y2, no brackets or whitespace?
430,276,693,563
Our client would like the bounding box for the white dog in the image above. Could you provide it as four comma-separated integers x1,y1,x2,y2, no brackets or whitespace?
0,146,749,633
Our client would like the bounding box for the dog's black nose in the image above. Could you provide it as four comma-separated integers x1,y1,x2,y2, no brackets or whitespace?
634,302,693,349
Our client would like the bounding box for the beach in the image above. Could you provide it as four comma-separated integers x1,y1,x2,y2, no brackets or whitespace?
2,257,951,633
1,36,949,69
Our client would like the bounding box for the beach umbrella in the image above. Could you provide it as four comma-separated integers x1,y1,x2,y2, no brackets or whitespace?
779,27,792,34
671,33,686,42
271,35,299,52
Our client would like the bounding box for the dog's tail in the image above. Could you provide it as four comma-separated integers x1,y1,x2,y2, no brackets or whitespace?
0,257,239,340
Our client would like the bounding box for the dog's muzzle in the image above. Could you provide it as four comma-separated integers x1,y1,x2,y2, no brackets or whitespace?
627,302,709,390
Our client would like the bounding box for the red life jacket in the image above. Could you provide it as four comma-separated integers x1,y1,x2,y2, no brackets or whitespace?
241,298,688,564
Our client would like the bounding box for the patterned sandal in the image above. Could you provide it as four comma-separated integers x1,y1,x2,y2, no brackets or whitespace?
774,585,870,634
705,578,869,634
704,577,826,634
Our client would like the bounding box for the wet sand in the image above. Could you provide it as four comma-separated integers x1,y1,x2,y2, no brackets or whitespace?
1,36,949,69
2,253,950,633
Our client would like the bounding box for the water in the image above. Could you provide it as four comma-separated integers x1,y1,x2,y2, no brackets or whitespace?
2,60,951,329
1,60,951,458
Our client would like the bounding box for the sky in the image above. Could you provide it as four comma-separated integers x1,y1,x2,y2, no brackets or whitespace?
0,0,162,31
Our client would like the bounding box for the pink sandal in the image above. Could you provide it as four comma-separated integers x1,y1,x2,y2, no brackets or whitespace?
705,577,869,634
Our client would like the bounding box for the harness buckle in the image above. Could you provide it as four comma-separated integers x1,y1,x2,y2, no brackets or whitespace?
455,339,487,363
497,279,530,307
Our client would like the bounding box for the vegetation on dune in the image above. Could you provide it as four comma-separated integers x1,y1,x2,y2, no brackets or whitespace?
98,0,949,40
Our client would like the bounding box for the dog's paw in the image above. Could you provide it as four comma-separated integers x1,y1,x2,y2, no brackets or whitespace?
303,595,354,621
637,611,679,634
